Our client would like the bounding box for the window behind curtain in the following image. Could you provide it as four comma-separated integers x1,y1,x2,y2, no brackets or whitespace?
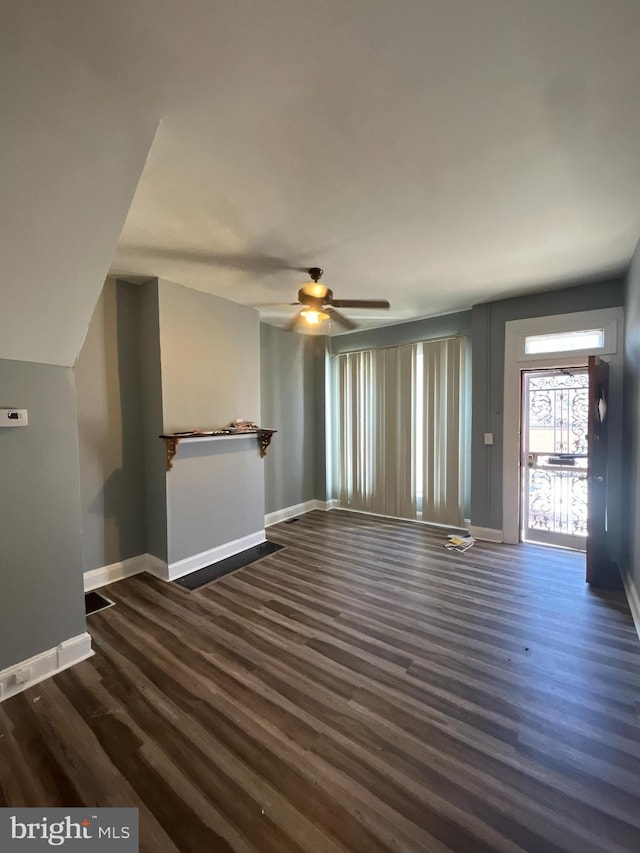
332,337,468,526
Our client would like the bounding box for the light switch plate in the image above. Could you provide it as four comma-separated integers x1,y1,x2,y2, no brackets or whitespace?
484,432,494,445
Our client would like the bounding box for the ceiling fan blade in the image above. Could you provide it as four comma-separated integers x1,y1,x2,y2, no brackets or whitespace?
331,299,390,309
327,308,357,331
122,248,310,276
252,302,299,308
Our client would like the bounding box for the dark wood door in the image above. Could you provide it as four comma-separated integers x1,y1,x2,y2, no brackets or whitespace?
586,355,611,584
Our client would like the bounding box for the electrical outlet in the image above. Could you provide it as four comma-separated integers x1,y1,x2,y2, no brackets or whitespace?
14,667,31,685
0,667,31,697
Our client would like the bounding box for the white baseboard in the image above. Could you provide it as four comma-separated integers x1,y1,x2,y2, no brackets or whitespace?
265,498,334,527
620,565,640,642
165,529,266,581
330,503,467,533
83,554,148,591
144,553,169,580
85,503,339,589
0,632,93,703
93,537,272,585
265,499,319,527
468,526,503,543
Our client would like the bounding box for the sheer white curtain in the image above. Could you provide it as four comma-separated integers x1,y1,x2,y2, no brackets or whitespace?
335,349,375,512
418,337,467,525
333,337,467,526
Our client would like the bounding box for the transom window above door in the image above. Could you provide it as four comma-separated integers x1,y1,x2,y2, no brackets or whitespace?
513,312,618,363
524,329,605,355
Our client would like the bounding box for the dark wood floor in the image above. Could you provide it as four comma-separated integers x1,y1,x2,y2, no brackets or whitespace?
1,510,640,852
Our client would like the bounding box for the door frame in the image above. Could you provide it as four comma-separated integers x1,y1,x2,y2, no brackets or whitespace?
502,307,623,545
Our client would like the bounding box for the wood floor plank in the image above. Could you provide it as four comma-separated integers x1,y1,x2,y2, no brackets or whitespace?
1,509,639,852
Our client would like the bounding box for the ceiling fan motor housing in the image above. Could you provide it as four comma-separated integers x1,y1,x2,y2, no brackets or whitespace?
298,286,333,307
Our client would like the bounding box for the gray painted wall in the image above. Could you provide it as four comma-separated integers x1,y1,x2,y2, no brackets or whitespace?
470,277,626,533
139,280,168,562
158,281,261,431
75,279,146,572
330,311,472,354
152,280,264,564
623,243,640,599
166,438,264,561
260,325,321,514
0,359,86,669
313,336,328,502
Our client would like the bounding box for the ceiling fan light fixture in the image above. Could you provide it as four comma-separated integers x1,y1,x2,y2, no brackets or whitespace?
271,264,389,333
300,308,329,325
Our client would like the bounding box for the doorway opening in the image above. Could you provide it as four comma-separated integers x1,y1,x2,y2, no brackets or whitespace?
520,367,588,551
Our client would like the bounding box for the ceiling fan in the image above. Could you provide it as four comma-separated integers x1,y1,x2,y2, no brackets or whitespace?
259,268,390,331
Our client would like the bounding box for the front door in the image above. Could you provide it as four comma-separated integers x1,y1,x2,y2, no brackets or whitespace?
521,368,589,549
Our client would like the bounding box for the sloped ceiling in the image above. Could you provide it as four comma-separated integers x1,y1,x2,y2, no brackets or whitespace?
111,0,640,330
0,2,160,366
3,1,640,357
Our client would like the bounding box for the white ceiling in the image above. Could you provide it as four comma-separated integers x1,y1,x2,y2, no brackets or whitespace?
112,0,640,331
3,2,640,364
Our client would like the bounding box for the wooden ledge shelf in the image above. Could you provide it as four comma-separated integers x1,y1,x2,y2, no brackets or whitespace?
160,429,277,470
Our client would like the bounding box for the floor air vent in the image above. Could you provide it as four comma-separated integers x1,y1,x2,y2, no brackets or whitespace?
176,540,284,591
85,591,115,616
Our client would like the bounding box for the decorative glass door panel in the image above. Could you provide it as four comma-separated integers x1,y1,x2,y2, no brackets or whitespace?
521,369,588,549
